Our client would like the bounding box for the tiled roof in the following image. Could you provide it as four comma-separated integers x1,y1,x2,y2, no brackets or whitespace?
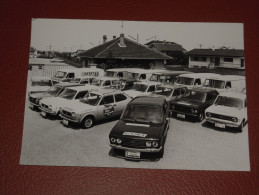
151,43,186,52
78,37,171,60
187,48,244,57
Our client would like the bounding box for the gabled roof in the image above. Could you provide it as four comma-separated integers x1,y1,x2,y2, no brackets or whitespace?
152,43,186,52
78,37,171,60
187,48,244,57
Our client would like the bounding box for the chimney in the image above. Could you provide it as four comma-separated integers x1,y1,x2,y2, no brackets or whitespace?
113,36,116,39
103,35,107,44
120,33,125,46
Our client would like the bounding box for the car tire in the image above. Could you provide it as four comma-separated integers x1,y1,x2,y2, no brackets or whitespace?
82,116,95,129
197,112,204,122
238,120,245,132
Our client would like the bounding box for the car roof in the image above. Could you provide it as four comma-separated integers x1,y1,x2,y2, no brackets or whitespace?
135,81,161,85
127,69,165,74
153,70,192,76
55,82,83,87
205,75,245,81
178,73,221,79
157,84,185,89
89,88,120,95
57,68,103,73
218,92,246,100
66,85,97,91
93,77,120,81
128,96,165,107
106,68,132,72
190,87,218,93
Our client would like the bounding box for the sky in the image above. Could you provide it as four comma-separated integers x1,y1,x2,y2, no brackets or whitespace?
31,19,244,52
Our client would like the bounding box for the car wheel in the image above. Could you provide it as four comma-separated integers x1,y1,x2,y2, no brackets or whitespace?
238,120,245,132
82,116,94,129
197,112,204,122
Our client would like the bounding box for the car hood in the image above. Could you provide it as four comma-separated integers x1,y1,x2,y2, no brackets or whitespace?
172,98,204,109
206,105,242,117
61,101,94,114
124,90,145,98
40,97,71,107
30,92,52,99
28,86,50,93
110,120,163,139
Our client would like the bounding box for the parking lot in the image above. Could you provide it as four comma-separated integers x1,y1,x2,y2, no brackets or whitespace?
20,95,250,171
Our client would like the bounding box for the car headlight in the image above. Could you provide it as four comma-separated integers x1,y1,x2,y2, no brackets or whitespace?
232,117,238,122
116,138,122,144
110,137,116,143
152,141,159,147
71,112,76,118
206,112,211,117
35,99,39,103
146,141,152,147
48,105,52,110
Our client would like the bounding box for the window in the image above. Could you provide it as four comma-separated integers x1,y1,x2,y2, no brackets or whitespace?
173,89,181,96
103,80,111,86
80,79,89,84
201,57,207,62
67,73,75,79
180,88,187,95
191,57,207,62
194,79,201,85
115,94,127,102
147,85,156,92
99,95,114,105
75,91,88,99
224,58,233,62
139,74,146,80
225,81,231,88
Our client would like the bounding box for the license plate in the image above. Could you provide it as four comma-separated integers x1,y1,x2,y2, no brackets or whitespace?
41,111,46,117
29,104,34,109
177,113,185,119
215,123,225,128
62,119,69,126
125,151,140,158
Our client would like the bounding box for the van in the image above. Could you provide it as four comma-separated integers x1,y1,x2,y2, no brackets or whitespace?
105,68,132,80
203,75,246,93
51,68,104,84
126,69,165,81
150,70,192,84
175,73,221,88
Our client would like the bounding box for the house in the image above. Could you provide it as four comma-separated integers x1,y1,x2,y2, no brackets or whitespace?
187,48,245,69
78,34,171,70
29,47,38,58
145,40,187,65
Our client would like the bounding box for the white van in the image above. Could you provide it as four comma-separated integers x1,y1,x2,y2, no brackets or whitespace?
126,69,165,81
51,68,104,84
175,73,221,88
203,75,246,93
105,68,132,80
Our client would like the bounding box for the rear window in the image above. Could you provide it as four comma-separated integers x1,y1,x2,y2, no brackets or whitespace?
115,94,127,102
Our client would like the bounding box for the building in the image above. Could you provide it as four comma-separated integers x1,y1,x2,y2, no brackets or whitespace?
145,40,187,65
78,34,171,70
187,48,245,69
29,47,38,58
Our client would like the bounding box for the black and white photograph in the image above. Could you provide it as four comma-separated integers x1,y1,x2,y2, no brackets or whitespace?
20,19,249,171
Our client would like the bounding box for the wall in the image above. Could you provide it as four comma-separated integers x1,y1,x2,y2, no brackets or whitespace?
188,56,210,68
150,60,165,69
219,57,245,69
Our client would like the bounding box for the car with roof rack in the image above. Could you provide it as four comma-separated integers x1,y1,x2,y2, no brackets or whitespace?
170,87,219,122
28,82,84,110
59,88,132,128
109,96,170,161
205,92,247,132
28,76,54,95
39,85,97,118
91,77,123,90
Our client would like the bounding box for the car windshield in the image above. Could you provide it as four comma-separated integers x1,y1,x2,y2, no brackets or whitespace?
150,74,159,82
131,83,148,92
204,79,225,89
54,71,67,79
122,105,163,124
47,86,63,96
80,92,102,106
59,88,77,100
176,77,194,85
31,80,52,86
186,91,206,102
214,96,243,109
153,87,173,97
91,78,103,86
105,71,116,77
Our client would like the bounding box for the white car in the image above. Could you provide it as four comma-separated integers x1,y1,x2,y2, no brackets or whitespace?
205,92,247,132
28,76,53,95
60,89,132,128
123,81,161,98
39,85,97,117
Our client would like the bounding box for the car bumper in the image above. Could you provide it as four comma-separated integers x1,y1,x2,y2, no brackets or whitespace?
39,107,58,115
109,143,162,153
59,114,81,123
206,118,240,128
172,110,198,117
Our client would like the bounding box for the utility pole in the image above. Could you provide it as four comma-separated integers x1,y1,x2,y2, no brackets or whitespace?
199,44,203,49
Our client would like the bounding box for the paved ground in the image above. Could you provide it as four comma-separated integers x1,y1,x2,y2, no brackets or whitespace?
20,71,250,171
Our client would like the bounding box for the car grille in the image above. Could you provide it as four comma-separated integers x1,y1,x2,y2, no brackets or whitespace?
41,103,49,109
173,105,192,113
62,110,72,117
29,97,38,104
210,113,234,121
121,139,146,148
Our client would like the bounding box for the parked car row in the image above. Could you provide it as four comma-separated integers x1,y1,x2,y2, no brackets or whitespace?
27,67,247,161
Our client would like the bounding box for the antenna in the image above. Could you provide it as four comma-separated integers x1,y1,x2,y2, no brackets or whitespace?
198,44,203,49
121,21,124,33
128,34,139,42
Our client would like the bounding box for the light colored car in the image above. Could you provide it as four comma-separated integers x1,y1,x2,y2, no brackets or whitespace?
123,81,161,98
205,92,247,132
28,76,53,95
91,77,122,90
39,85,97,117
59,89,132,128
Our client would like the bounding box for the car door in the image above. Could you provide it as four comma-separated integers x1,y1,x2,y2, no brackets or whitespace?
97,95,115,119
114,93,129,116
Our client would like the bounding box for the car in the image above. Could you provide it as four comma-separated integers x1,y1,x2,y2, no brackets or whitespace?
28,76,53,95
68,76,95,85
28,82,84,109
39,85,97,118
170,88,219,122
109,96,170,161
91,77,123,90
123,81,161,98
205,92,247,132
151,85,188,102
59,89,132,128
